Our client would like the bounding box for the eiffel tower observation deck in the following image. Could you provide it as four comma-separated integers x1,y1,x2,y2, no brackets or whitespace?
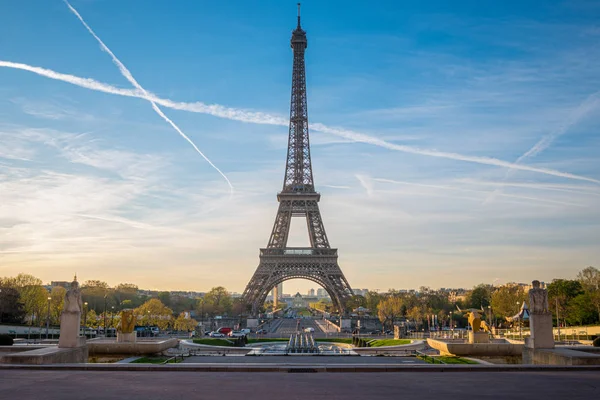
242,4,354,316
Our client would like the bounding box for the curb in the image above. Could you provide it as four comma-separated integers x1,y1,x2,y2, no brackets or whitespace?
1,363,600,373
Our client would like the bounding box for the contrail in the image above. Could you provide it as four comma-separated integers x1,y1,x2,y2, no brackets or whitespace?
483,91,600,203
374,178,586,207
1,60,599,184
63,1,233,193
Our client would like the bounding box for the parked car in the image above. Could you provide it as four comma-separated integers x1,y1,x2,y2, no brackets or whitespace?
216,327,233,335
240,328,251,334
256,329,267,334
304,327,315,333
209,331,225,338
370,330,382,335
228,331,246,338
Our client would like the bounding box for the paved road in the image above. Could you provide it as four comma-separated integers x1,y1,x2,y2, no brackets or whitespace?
181,355,427,364
274,318,322,335
1,370,598,399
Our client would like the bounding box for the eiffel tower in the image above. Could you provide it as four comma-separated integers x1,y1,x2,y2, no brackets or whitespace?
242,4,353,316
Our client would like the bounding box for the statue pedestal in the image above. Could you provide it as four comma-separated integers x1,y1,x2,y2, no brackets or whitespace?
526,312,554,349
468,331,489,344
117,332,137,343
58,311,84,348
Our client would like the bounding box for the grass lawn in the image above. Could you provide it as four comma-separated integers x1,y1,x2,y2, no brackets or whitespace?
314,338,353,344
436,356,478,364
131,356,181,364
367,339,411,347
247,338,290,343
192,338,233,346
417,355,478,364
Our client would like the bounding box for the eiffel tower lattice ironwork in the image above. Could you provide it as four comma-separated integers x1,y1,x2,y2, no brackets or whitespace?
242,4,353,316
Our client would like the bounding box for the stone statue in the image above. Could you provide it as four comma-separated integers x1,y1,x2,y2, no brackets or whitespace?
63,278,83,313
529,280,550,314
119,309,136,334
58,276,85,348
525,279,555,352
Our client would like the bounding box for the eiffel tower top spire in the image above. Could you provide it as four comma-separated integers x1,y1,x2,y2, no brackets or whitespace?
283,2,313,194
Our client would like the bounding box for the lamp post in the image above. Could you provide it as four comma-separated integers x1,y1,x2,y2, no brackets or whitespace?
516,301,521,340
555,298,561,341
487,305,491,327
111,306,115,332
449,311,453,330
103,294,107,337
46,296,51,339
83,302,88,337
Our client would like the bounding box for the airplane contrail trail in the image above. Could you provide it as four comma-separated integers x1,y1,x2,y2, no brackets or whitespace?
1,60,599,185
483,91,600,204
63,1,233,194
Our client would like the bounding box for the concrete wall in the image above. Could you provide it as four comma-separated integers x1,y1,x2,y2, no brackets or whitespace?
523,347,600,365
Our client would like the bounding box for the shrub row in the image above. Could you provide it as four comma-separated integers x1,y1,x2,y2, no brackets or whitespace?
352,336,370,347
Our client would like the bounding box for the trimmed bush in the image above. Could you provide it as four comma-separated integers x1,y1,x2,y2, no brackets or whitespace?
593,337,600,347
0,334,14,346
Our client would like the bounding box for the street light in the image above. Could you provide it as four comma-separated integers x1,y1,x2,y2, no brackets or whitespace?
46,296,51,339
103,294,107,337
83,302,88,337
111,306,115,333
487,305,492,327
449,311,453,330
516,301,522,340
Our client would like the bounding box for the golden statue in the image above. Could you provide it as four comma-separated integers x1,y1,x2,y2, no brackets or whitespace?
457,307,490,333
119,309,136,334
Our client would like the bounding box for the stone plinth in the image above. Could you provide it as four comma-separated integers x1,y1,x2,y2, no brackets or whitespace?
117,332,137,343
0,345,88,364
88,338,178,355
468,331,490,344
526,312,554,349
58,311,84,348
427,338,523,357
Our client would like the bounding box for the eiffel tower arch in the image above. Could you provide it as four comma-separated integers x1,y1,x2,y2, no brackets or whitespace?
242,4,353,316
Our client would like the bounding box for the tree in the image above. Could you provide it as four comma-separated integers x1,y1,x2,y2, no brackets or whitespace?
347,295,366,311
173,312,198,332
547,279,584,327
0,286,24,323
465,284,493,309
82,280,111,313
158,291,171,307
113,283,140,306
203,287,232,316
134,299,174,330
567,293,597,326
577,266,600,322
50,286,66,325
490,286,528,321
377,296,403,329
3,274,49,326
364,291,382,312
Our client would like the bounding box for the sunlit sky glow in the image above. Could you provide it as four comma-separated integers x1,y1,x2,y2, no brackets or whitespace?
1,0,599,294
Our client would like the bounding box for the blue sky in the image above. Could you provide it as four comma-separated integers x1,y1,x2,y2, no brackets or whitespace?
0,0,599,294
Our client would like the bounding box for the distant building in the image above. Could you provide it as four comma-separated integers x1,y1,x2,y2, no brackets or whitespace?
50,281,70,289
316,288,329,298
292,292,307,308
308,288,315,296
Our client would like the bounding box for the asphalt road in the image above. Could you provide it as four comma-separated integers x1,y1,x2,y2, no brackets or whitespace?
181,355,427,364
1,370,599,400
